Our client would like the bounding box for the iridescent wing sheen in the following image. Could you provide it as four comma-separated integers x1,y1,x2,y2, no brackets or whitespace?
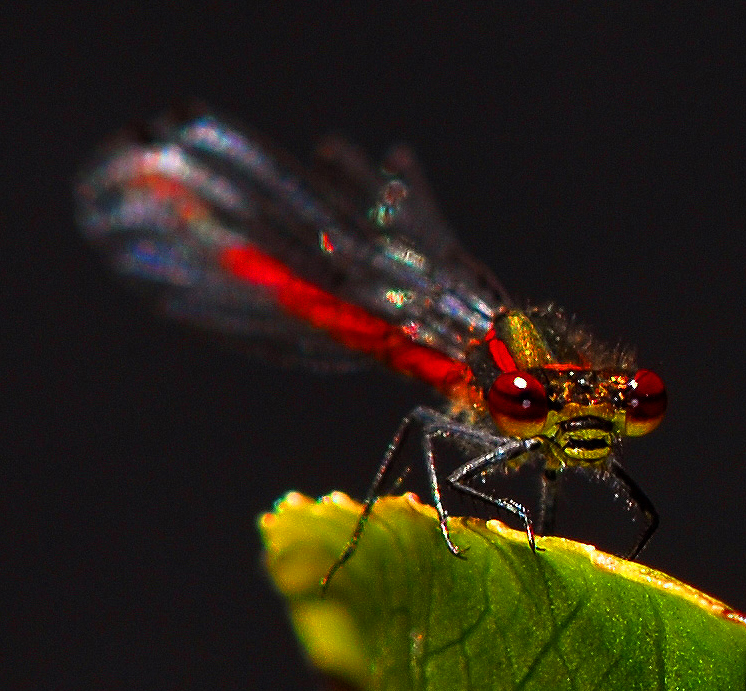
76,109,507,371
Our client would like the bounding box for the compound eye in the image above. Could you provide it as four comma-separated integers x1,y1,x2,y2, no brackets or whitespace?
487,371,548,437
624,369,667,436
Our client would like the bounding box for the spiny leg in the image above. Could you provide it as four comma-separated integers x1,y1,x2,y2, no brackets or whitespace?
422,429,465,557
447,438,542,552
421,422,538,556
609,458,659,560
322,407,526,590
321,406,439,591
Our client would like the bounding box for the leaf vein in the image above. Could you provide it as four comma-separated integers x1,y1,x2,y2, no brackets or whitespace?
515,596,586,690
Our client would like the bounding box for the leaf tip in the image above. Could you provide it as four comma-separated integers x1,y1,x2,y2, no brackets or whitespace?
319,490,360,511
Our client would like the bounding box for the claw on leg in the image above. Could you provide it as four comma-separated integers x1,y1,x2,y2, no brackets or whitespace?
437,516,467,558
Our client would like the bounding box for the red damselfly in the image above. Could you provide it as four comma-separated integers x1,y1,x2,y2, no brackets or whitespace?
76,106,667,588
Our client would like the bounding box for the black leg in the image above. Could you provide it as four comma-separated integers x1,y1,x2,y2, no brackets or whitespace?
321,408,426,591
422,428,464,556
322,407,530,590
446,437,542,552
537,468,559,536
423,422,537,554
609,459,659,560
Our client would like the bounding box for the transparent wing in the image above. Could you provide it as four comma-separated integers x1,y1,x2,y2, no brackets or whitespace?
75,107,507,372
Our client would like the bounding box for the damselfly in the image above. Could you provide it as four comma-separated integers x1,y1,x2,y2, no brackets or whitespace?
76,106,667,587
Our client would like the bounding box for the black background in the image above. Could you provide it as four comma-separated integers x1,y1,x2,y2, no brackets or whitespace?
5,4,745,689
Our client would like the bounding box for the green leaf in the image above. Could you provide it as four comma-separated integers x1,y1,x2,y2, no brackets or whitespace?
260,492,746,691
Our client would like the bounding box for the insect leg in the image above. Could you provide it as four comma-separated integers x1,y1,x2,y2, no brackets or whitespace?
609,459,659,560
447,437,543,552
537,467,559,536
421,425,467,557
321,405,439,591
418,417,534,556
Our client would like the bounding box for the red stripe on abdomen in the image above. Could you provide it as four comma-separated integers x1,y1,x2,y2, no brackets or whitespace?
220,244,481,406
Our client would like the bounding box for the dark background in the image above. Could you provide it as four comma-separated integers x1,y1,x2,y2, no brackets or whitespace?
5,4,745,689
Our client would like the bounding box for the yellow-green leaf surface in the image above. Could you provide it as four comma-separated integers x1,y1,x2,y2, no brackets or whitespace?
260,492,746,691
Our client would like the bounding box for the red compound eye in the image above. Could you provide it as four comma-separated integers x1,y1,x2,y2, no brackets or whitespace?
487,371,548,437
624,369,667,437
